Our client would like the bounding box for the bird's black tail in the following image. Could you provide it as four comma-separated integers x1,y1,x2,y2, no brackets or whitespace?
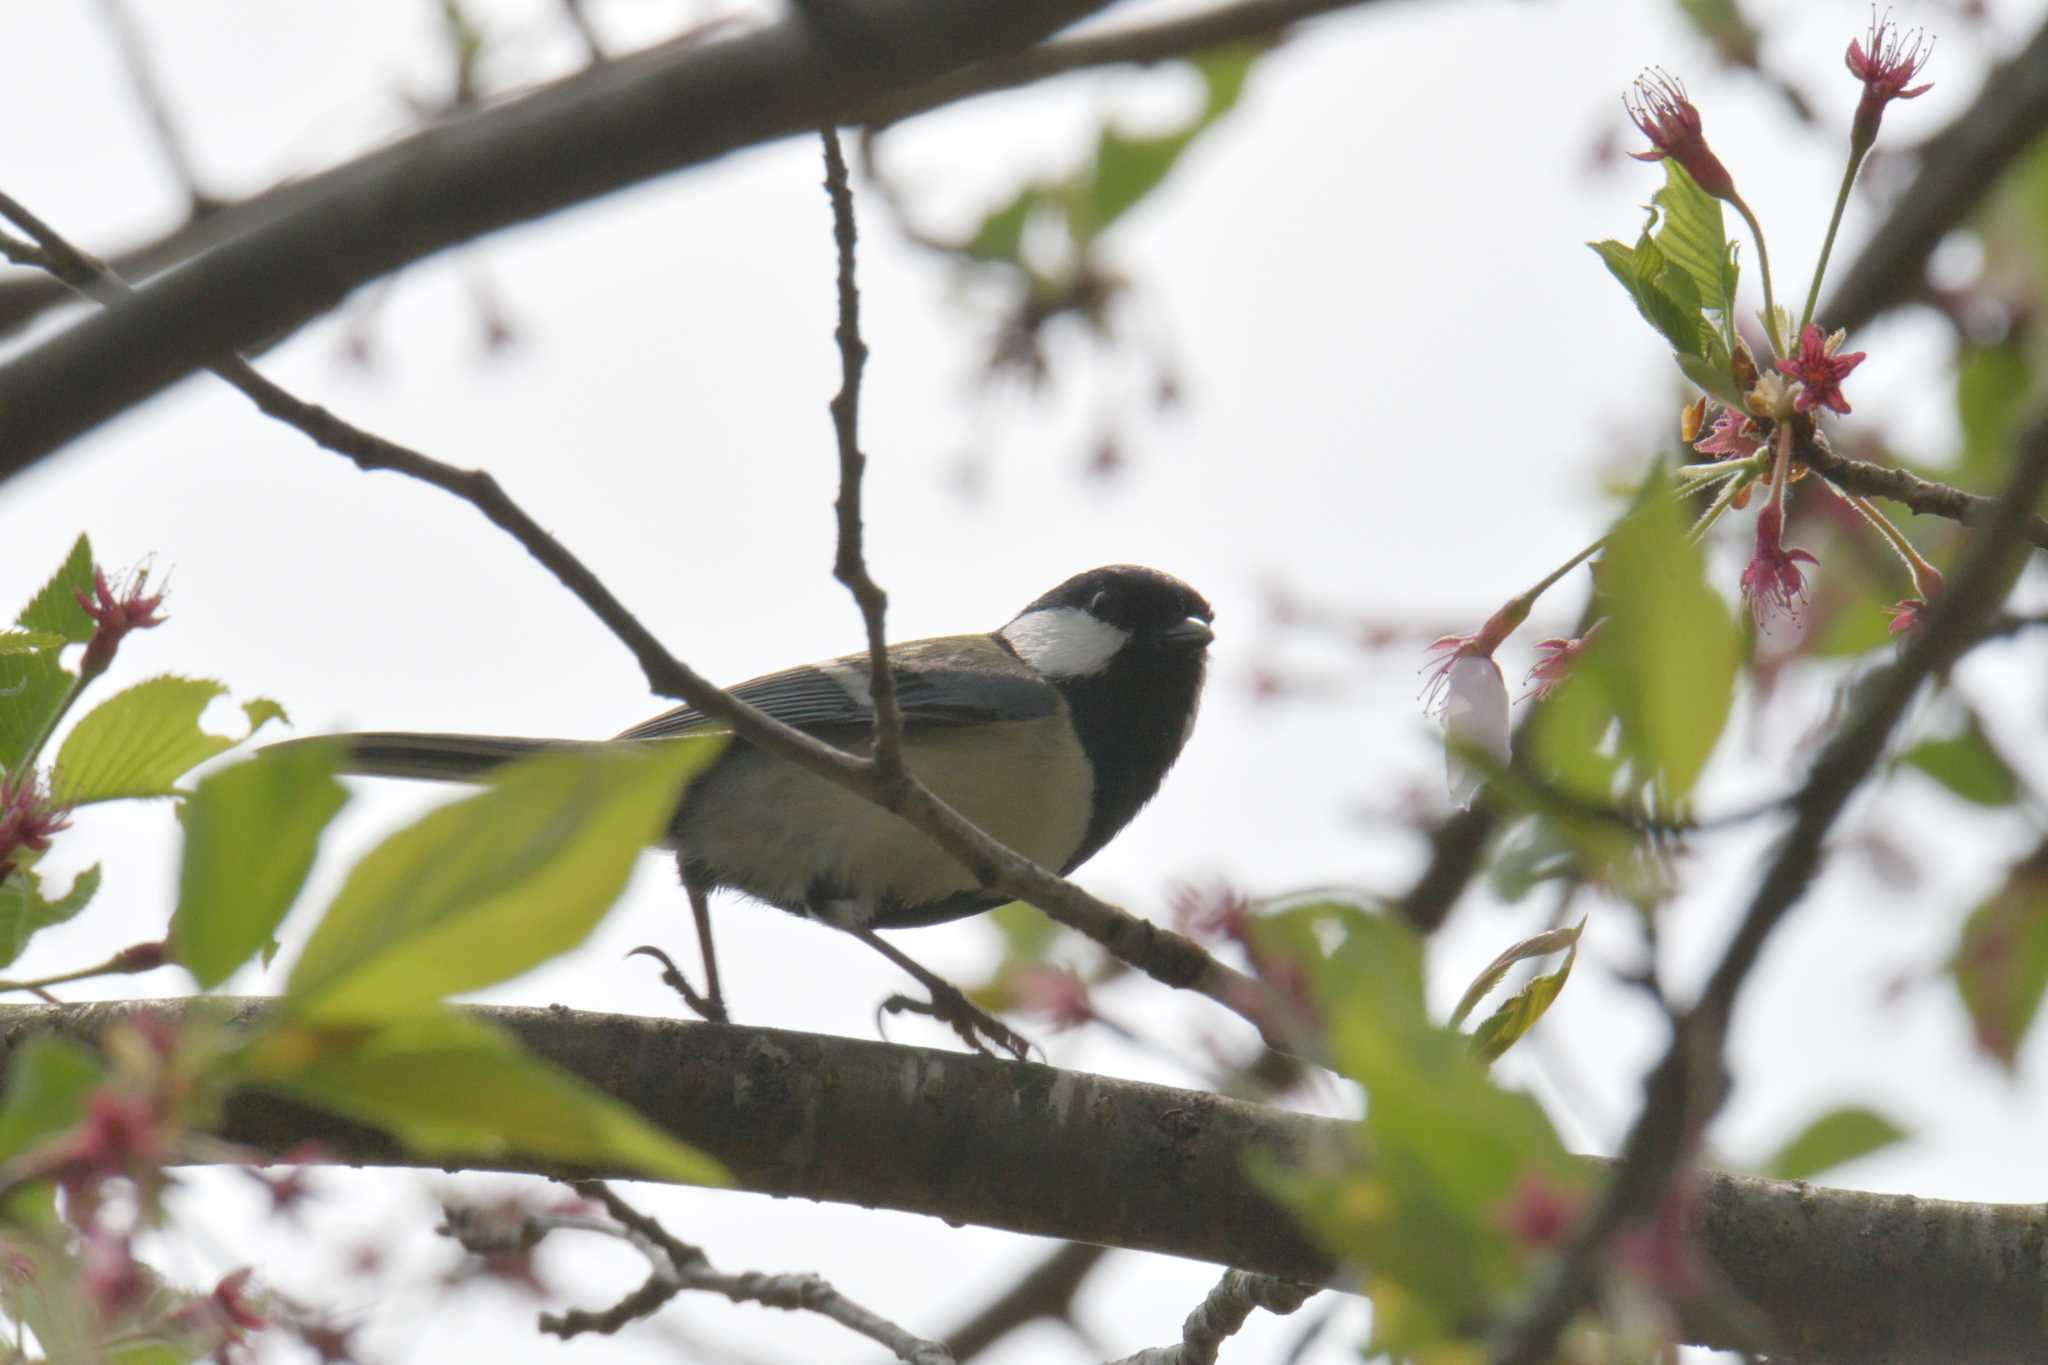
267,732,602,784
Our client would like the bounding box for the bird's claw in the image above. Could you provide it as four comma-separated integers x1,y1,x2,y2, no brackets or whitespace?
627,944,730,1024
878,983,1035,1061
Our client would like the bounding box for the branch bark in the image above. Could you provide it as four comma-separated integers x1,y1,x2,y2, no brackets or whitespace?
0,999,2042,1363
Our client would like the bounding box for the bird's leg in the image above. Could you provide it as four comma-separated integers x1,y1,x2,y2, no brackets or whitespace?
627,862,730,1024
850,926,1035,1061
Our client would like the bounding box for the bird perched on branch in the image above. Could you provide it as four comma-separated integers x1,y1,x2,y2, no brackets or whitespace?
289,564,1214,1054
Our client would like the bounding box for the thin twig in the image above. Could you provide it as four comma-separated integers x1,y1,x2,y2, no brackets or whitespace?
1487,413,2048,1365
1106,1269,1316,1365
92,0,216,218
1798,426,2048,551
820,126,906,783
941,1242,1108,1362
0,186,1275,1049
538,1181,956,1364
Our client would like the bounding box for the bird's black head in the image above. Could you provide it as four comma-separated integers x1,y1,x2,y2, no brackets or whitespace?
999,565,1213,872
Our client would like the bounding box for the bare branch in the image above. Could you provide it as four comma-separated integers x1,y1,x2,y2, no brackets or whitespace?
942,1243,1109,1362
1488,413,2048,1365
92,0,217,218
1107,1269,1316,1365
538,1181,955,1363
820,126,906,782
1797,427,2048,551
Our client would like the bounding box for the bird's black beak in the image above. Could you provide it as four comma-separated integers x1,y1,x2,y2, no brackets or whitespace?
1157,617,1214,649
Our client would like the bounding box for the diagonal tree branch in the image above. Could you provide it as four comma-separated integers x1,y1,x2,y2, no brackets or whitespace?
1,999,2043,1363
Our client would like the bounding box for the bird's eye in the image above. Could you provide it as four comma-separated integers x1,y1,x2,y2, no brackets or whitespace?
1089,589,1115,617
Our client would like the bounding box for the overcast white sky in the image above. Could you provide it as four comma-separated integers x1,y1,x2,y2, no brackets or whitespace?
2,1,2045,1361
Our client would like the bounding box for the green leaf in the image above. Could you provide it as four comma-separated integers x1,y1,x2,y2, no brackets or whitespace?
1762,1105,1909,1182
1899,710,2022,808
0,1035,102,1162
0,1035,103,1225
51,677,286,804
171,742,351,989
0,865,102,971
1592,238,1708,364
1076,45,1253,242
1449,920,1584,1033
1467,933,1580,1064
1951,342,2031,492
961,186,1045,265
1651,160,1734,316
286,739,722,1019
17,534,96,644
1250,901,1585,1356
0,536,94,772
1534,470,1739,805
1950,843,2048,1071
235,1008,726,1184
0,631,64,656
986,899,1057,962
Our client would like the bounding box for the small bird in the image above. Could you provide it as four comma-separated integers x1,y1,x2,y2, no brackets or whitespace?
302,564,1214,1049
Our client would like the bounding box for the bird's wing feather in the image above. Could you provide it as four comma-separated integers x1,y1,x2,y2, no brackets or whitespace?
614,635,1059,742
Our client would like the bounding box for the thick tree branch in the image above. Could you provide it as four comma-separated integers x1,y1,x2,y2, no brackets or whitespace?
0,0,1130,472
1823,11,2048,336
0,999,2042,1363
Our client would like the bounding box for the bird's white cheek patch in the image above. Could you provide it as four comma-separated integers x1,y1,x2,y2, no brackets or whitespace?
999,607,1127,678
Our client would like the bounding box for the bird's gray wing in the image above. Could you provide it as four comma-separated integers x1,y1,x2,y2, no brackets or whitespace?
614,634,1058,741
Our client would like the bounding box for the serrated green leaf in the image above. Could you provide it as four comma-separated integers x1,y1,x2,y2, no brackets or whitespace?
1950,843,2048,1071
286,739,721,1019
0,536,95,772
1899,711,2022,808
1590,238,1711,364
51,677,285,804
18,534,96,644
1762,1105,1909,1181
1652,160,1733,315
171,742,351,989
0,865,101,970
1468,934,1579,1064
235,1008,725,1184
1449,920,1585,1031
0,631,64,656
